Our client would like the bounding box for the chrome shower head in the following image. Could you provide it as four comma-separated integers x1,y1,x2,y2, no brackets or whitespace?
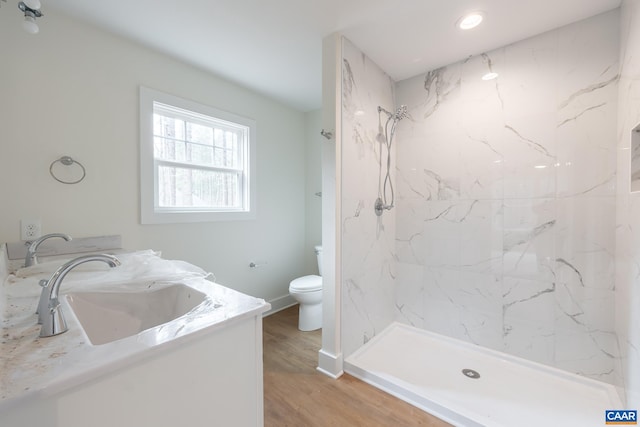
394,105,408,121
378,105,408,122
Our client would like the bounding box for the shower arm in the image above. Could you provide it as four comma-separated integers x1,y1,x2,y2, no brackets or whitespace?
378,106,393,119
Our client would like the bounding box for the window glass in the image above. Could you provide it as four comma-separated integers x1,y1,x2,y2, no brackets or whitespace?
140,87,256,223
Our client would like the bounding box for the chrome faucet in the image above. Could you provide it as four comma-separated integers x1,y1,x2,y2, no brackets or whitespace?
39,254,121,338
24,233,72,268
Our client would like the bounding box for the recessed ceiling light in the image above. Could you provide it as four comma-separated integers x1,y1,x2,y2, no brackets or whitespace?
457,12,484,30
482,72,499,81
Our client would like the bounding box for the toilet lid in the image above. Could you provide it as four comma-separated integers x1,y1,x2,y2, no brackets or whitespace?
289,275,322,292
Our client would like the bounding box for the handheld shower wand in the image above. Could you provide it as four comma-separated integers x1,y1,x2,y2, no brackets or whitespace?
375,105,407,216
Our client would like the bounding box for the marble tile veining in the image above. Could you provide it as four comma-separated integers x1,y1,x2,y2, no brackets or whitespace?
392,11,620,385
342,9,626,391
341,39,397,358
616,0,640,408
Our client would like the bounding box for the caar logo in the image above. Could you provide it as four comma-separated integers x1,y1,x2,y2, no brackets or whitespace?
606,410,637,425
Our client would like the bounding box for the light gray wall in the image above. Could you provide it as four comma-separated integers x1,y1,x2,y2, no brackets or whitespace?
0,8,308,305
305,110,323,274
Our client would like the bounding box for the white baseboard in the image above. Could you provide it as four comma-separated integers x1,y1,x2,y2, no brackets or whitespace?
263,294,297,317
317,348,343,379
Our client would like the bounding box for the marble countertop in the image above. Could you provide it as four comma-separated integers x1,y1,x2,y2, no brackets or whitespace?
0,250,269,411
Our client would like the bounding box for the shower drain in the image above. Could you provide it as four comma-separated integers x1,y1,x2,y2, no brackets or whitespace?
462,368,481,379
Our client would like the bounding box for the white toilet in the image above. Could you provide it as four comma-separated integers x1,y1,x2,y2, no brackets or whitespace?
289,245,323,331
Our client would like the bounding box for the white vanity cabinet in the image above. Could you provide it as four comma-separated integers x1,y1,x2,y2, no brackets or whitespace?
0,247,269,427
1,313,266,427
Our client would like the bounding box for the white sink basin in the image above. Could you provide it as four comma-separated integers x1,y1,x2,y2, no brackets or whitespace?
66,284,206,345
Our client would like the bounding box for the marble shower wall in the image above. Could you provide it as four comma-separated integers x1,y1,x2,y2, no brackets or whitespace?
341,39,397,358
394,11,621,385
616,0,640,407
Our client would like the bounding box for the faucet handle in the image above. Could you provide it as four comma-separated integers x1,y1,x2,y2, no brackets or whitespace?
39,299,68,338
35,279,49,316
36,286,50,322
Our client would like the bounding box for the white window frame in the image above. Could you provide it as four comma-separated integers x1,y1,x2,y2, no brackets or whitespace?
140,86,256,224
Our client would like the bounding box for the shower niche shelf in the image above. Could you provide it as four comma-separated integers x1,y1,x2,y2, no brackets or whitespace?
631,123,640,192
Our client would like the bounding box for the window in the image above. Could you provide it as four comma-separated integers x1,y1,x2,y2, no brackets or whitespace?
140,87,256,223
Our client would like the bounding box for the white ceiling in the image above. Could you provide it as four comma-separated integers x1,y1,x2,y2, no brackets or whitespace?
45,0,621,112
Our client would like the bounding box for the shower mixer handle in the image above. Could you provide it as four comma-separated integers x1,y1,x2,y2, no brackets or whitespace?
374,197,393,216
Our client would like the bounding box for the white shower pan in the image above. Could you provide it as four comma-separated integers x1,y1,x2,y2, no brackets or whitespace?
344,323,622,427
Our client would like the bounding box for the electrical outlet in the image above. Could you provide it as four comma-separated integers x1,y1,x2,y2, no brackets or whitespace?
21,219,41,241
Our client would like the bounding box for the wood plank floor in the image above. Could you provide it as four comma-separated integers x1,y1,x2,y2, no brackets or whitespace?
263,306,452,427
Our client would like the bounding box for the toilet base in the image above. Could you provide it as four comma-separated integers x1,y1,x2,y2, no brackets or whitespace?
298,302,322,331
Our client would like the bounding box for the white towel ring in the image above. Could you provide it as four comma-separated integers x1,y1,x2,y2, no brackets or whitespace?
49,156,86,184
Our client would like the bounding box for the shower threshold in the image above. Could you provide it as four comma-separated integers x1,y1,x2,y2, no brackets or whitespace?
344,323,622,427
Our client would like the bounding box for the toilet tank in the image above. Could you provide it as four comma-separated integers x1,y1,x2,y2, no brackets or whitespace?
314,245,322,276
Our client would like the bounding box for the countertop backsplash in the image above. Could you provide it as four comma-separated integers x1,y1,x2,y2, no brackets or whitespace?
0,245,7,319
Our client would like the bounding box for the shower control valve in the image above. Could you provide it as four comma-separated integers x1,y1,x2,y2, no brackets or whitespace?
374,198,393,216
